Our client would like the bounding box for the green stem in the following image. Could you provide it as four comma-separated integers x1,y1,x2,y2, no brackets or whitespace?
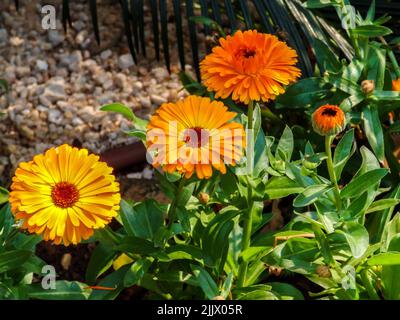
325,135,342,211
167,177,186,228
360,269,380,300
379,36,400,78
237,101,255,288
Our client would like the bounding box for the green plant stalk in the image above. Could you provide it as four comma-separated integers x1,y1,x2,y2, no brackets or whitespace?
336,1,362,59
360,269,380,300
237,100,254,288
379,36,400,78
325,135,342,211
167,177,186,228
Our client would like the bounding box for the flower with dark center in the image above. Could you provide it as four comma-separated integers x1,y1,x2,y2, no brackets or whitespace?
312,104,346,136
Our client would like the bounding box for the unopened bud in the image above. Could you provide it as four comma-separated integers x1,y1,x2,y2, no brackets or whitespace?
316,265,331,278
361,80,375,95
268,266,283,277
198,192,210,205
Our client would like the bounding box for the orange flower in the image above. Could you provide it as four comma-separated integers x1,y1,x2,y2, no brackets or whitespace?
312,105,346,136
146,95,245,179
9,145,120,246
392,78,400,91
200,30,301,104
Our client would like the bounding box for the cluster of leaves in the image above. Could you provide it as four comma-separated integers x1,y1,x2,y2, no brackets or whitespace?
0,190,92,300
277,0,400,175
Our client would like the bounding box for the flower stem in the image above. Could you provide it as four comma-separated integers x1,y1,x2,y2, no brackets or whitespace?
325,135,342,211
167,177,186,228
237,100,254,288
360,269,380,300
379,36,400,79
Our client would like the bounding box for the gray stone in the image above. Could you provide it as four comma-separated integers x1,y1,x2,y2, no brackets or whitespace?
60,51,82,72
118,54,134,69
151,94,167,105
36,59,48,71
48,30,64,47
48,109,63,124
100,49,112,60
43,78,66,102
0,28,8,46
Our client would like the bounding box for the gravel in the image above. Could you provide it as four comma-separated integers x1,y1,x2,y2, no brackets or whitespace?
0,1,198,180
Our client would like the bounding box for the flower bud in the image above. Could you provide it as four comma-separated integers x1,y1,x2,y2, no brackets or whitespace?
316,265,331,278
198,192,210,205
361,80,375,95
312,104,346,136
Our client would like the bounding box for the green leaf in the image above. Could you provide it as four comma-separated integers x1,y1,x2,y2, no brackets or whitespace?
0,250,32,273
85,244,116,284
352,25,392,37
203,210,236,270
276,78,332,109
89,265,130,300
125,129,146,141
123,258,152,287
28,281,90,300
265,176,304,200
333,129,355,179
237,289,278,300
366,199,400,214
115,236,160,255
340,93,365,112
100,103,135,121
367,45,386,90
366,0,376,22
373,91,400,101
340,168,388,199
101,103,148,130
119,199,165,240
0,187,9,205
276,126,294,162
220,272,233,299
190,264,219,299
382,236,400,299
354,146,380,178
339,222,369,258
327,74,362,96
269,282,304,300
165,244,205,261
362,104,385,162
368,252,400,266
293,184,331,207
312,38,341,72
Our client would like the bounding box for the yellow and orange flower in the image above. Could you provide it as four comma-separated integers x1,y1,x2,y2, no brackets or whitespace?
312,104,346,136
9,144,120,246
146,95,245,179
200,30,301,104
392,78,400,91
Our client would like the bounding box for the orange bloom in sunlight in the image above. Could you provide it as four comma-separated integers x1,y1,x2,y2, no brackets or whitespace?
9,145,120,246
312,105,346,136
392,78,400,91
146,95,245,179
200,30,301,104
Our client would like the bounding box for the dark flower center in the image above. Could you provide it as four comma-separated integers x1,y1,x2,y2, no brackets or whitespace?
51,182,79,208
184,127,209,148
321,108,338,117
235,46,256,59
